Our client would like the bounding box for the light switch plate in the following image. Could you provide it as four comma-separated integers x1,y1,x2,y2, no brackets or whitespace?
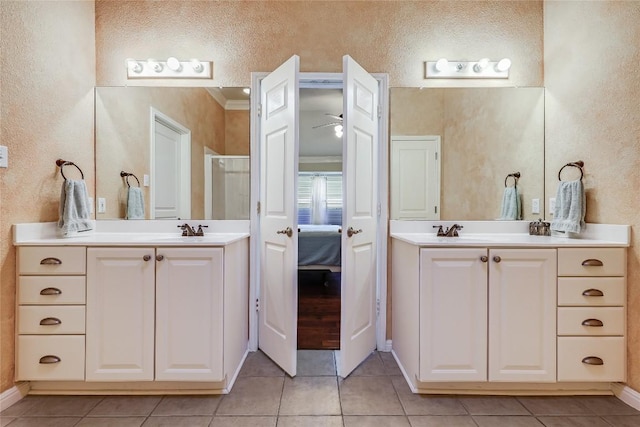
531,198,540,214
97,198,106,213
144,174,150,186
0,145,8,168
549,197,556,214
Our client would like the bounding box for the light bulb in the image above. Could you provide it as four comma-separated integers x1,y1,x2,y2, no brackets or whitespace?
473,58,490,72
496,58,512,72
167,57,182,72
243,88,251,95
129,60,143,73
435,58,449,72
190,59,204,73
148,59,163,73
334,125,343,133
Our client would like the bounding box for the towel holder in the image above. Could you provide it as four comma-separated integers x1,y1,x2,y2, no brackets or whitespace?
56,159,84,180
120,171,141,187
504,172,520,188
558,161,584,181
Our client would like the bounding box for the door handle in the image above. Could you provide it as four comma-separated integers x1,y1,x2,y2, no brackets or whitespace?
277,227,293,237
347,227,362,238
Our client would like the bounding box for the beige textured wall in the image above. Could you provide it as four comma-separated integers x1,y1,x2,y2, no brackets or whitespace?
0,1,96,393
95,0,543,87
95,87,224,219
391,87,544,220
544,1,640,391
225,110,250,155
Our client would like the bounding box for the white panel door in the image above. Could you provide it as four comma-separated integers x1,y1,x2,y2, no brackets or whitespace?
488,249,557,382
339,55,379,377
86,248,155,381
419,248,488,382
391,136,440,220
154,119,190,219
155,247,224,381
258,55,300,376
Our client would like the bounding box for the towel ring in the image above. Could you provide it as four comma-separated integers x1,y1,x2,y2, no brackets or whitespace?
56,159,84,180
504,172,520,188
558,161,584,181
120,171,141,187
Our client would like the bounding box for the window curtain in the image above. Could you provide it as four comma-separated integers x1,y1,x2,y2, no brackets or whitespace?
310,175,328,224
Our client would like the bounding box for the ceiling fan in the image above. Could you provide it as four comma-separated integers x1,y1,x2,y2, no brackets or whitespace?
312,113,343,129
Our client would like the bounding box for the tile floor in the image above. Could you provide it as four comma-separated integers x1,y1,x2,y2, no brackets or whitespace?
1,350,639,426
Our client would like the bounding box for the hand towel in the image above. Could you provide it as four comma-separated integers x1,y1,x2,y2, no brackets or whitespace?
551,180,585,233
126,187,145,220
499,186,522,220
58,179,93,236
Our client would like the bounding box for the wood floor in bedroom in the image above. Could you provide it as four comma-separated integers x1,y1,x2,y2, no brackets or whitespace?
297,270,341,350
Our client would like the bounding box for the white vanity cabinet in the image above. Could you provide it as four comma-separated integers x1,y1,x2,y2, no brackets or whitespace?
416,247,556,383
86,245,242,383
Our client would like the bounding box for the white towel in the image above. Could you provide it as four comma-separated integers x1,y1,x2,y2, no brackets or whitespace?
58,179,93,236
499,186,522,220
126,187,145,220
551,180,585,233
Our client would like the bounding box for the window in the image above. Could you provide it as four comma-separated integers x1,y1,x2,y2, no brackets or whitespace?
298,172,342,225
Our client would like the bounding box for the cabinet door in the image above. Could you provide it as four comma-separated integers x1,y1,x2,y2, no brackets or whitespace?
155,247,224,381
86,248,155,381
488,249,557,382
419,248,488,382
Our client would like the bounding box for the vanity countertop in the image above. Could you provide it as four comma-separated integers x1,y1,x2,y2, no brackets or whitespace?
390,220,630,248
13,221,250,247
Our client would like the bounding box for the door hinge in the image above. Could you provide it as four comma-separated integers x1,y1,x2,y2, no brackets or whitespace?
377,105,382,119
377,203,381,217
376,298,380,316
256,298,260,312
435,206,438,214
435,152,438,160
257,103,262,118
257,201,261,215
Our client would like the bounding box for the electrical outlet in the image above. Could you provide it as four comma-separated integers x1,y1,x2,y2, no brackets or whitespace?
549,197,556,214
0,145,8,168
144,174,150,186
531,198,540,214
97,198,106,213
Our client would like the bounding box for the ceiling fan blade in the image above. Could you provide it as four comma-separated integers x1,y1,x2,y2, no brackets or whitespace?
312,121,342,129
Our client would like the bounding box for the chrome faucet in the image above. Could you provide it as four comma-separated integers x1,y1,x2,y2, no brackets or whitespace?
444,224,463,237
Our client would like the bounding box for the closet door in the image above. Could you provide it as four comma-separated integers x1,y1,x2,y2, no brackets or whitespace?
340,55,379,377
258,55,300,376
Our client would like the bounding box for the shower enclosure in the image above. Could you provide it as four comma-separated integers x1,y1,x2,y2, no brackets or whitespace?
206,155,250,220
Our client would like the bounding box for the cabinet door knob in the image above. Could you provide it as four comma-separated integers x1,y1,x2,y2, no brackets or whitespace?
480,256,488,263
493,256,501,263
582,288,604,297
582,356,604,366
143,254,152,261
581,318,604,327
40,287,62,296
40,257,62,265
39,317,62,326
581,259,603,267
156,255,164,262
39,355,61,364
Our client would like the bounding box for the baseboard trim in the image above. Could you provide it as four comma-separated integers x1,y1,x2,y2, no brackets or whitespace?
612,383,640,411
0,382,30,411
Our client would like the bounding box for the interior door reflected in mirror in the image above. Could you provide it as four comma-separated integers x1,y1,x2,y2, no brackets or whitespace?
390,87,544,221
95,86,250,220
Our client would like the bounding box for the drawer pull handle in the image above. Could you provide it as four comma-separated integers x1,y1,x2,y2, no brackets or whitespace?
40,287,62,296
582,288,604,297
40,257,62,265
582,356,604,366
39,355,61,364
39,317,62,326
581,259,603,267
581,318,604,327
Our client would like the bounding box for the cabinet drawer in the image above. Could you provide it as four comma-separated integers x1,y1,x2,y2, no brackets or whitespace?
18,306,85,334
18,276,86,305
17,335,85,381
557,337,625,382
557,307,624,336
557,277,625,306
558,248,625,277
18,247,86,275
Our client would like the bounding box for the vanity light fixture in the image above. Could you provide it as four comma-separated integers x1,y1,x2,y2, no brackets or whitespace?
334,124,343,138
126,57,213,79
426,57,512,79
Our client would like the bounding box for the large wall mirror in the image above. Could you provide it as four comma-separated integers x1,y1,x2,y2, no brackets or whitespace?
95,86,544,221
390,87,544,221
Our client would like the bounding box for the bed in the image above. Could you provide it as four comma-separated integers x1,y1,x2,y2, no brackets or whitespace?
298,224,342,273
